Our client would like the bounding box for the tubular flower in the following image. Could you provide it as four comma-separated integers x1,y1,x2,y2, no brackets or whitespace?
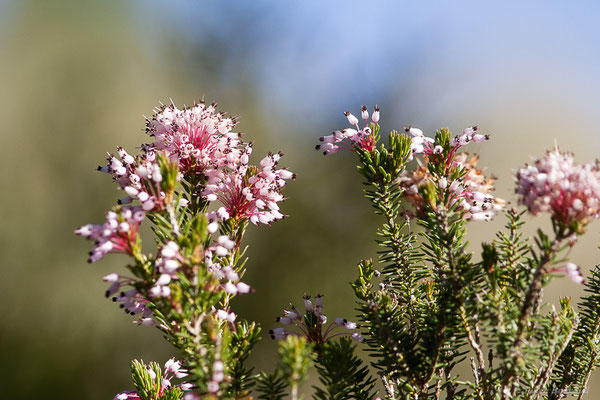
102,273,165,328
203,232,253,297
399,153,505,221
112,359,191,400
202,145,295,225
407,125,489,163
98,148,184,212
515,149,600,232
316,105,379,155
550,262,585,284
269,294,363,344
75,207,144,263
145,101,242,174
149,241,183,298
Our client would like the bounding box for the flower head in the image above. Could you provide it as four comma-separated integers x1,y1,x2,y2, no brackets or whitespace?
399,153,504,221
407,126,489,163
316,105,380,155
99,148,182,212
75,207,144,262
516,148,600,232
145,101,242,174
270,294,363,344
202,145,294,225
113,359,191,400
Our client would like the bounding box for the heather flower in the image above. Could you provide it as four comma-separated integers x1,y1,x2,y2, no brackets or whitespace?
407,125,489,163
99,149,182,212
270,294,363,343
202,145,294,225
399,153,504,221
550,262,585,284
215,308,237,323
149,241,183,298
515,148,600,232
75,207,144,263
205,359,225,395
200,231,254,300
100,272,166,327
145,101,242,174
113,359,191,400
316,105,380,155
206,207,230,234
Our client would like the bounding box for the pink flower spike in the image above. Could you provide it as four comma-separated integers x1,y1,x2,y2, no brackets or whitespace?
272,295,364,343
146,101,241,175
202,146,293,224
76,207,143,263
516,148,600,232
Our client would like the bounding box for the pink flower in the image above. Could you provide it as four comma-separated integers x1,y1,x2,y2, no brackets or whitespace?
398,153,504,221
564,262,585,284
408,125,489,163
113,359,191,400
270,294,363,343
202,145,294,225
99,148,179,212
316,106,380,155
516,149,600,231
145,101,242,174
75,207,144,263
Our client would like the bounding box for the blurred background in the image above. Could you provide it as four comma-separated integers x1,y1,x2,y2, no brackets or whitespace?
2,0,600,398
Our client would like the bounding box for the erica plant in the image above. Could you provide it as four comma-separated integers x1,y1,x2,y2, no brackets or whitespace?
76,100,295,399
77,100,600,400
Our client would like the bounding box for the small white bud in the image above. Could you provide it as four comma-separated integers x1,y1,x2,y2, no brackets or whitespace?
361,105,369,121
236,282,251,294
344,111,359,126
207,222,219,234
439,177,448,189
156,274,171,286
371,105,380,123
103,273,119,282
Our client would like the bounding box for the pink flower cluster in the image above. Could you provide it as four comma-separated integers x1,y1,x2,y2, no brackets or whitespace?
113,358,192,400
146,101,242,173
399,154,504,221
406,125,489,162
316,106,380,155
75,207,144,263
270,295,363,343
206,359,225,394
203,145,295,225
103,273,163,327
516,149,600,230
149,241,182,298
204,233,253,297
99,147,184,212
